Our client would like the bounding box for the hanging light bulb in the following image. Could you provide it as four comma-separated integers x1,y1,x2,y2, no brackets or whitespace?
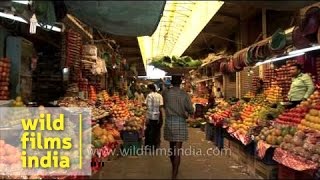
29,14,37,34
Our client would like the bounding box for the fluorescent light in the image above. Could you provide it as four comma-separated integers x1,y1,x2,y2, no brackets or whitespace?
0,12,27,23
0,12,61,32
40,24,61,32
138,1,224,67
288,45,320,55
146,65,167,79
255,52,305,66
12,1,31,5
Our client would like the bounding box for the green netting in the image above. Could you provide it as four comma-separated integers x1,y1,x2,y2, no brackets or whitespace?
64,1,166,37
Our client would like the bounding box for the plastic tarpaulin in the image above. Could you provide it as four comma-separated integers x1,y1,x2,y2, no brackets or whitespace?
64,1,166,37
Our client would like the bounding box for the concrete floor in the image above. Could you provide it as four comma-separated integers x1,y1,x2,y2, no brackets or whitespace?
91,128,258,179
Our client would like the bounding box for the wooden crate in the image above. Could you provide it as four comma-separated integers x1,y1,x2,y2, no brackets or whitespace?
255,160,278,179
229,140,241,162
278,164,315,180
238,148,256,176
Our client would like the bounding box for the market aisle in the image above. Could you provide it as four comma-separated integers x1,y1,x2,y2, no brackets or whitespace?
91,128,257,179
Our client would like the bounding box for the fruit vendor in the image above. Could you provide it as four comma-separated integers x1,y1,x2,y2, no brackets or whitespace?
162,75,194,179
144,84,165,150
288,64,315,108
255,79,264,95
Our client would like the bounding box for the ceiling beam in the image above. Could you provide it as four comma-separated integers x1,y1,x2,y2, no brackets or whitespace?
217,12,240,21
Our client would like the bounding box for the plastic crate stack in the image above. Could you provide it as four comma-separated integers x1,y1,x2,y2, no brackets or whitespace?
121,130,141,156
0,58,10,100
61,29,82,82
81,45,98,78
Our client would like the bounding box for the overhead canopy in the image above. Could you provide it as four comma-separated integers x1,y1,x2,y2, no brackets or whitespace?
64,1,166,36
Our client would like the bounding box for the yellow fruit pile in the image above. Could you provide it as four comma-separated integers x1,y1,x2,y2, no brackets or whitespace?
299,109,320,131
265,85,283,103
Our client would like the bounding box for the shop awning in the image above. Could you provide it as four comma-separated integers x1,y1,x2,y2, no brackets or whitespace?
64,1,166,37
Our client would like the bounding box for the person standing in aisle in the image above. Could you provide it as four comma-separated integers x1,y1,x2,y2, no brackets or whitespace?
215,87,223,98
255,79,264,95
288,64,315,108
207,88,216,109
162,75,194,179
144,84,165,150
134,87,145,104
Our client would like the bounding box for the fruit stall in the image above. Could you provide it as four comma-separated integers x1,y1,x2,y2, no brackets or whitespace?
56,89,147,173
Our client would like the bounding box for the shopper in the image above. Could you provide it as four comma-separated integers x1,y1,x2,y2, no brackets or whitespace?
207,88,216,109
144,84,164,151
216,87,223,98
134,87,145,104
288,64,315,108
255,79,264,95
162,75,194,179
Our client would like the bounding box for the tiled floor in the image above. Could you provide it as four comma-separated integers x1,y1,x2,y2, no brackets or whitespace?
91,128,257,179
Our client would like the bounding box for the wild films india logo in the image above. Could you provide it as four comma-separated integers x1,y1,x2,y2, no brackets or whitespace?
0,107,92,176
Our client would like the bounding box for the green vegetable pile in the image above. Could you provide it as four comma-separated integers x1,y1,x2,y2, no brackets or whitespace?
150,56,202,69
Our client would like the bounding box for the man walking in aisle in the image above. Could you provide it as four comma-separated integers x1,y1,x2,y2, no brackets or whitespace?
144,84,165,151
162,75,194,179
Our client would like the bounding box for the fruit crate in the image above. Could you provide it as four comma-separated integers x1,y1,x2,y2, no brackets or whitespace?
214,125,224,150
122,141,142,156
121,130,140,142
222,127,233,140
256,146,277,165
205,123,214,141
255,160,278,180
278,164,315,180
240,141,255,156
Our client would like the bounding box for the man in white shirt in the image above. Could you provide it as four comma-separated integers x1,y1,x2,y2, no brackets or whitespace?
144,84,165,150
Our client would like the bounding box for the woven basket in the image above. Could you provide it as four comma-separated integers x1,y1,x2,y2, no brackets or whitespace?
159,67,196,75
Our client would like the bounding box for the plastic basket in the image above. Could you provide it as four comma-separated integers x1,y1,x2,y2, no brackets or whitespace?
121,130,140,142
122,141,142,156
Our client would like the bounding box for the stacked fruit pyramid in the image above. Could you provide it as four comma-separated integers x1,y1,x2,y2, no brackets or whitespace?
0,58,10,100
265,83,283,103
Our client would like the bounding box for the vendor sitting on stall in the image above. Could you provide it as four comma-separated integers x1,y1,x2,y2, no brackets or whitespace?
288,64,315,108
255,79,264,95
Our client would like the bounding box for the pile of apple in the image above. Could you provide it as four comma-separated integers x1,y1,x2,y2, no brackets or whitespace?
276,90,320,125
275,107,308,125
209,109,232,124
0,58,10,100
